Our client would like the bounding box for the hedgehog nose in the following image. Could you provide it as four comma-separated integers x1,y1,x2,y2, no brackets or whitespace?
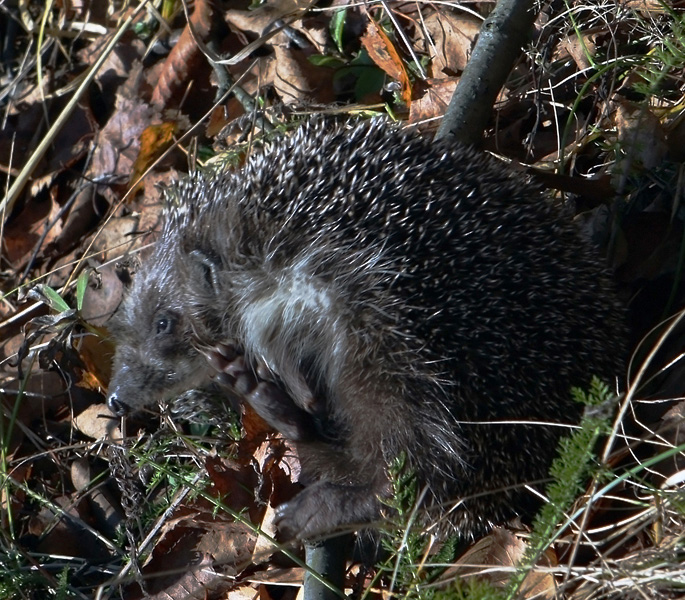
107,392,130,416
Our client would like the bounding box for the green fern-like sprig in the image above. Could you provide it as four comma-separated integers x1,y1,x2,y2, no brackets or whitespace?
507,377,616,598
373,454,461,600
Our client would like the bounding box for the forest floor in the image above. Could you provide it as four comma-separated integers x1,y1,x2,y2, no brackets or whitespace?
1,1,685,599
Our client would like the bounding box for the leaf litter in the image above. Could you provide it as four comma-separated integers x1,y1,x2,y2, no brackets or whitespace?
1,1,685,598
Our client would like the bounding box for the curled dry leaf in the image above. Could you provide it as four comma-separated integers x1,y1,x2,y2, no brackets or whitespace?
75,329,115,392
224,0,310,37
123,458,264,597
70,456,124,538
88,63,159,204
555,31,599,71
2,191,62,268
612,101,668,171
29,495,112,560
150,0,220,108
129,121,180,194
623,0,671,14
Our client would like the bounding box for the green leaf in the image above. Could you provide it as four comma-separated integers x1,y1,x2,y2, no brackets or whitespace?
76,270,89,312
330,8,347,54
30,284,70,313
308,54,344,68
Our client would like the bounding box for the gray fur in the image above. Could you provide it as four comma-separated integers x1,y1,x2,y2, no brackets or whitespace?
108,119,625,539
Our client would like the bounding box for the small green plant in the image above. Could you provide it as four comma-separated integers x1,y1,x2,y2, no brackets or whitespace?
506,377,615,598
433,578,506,600
0,550,79,599
630,8,685,99
371,454,459,600
12,269,97,383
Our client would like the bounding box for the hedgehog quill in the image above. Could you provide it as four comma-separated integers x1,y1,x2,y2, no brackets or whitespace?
107,119,625,540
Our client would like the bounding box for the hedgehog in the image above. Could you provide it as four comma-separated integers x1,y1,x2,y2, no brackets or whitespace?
107,118,625,540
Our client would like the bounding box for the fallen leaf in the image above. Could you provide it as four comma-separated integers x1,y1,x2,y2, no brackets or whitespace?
623,0,670,14
556,31,599,71
273,45,336,104
423,10,480,75
150,0,219,109
361,16,411,105
612,100,668,171
444,527,557,597
88,63,159,205
129,121,179,193
409,77,458,124
73,403,122,440
3,191,60,268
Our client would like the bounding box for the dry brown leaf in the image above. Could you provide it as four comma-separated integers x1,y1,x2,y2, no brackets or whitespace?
129,121,180,193
206,455,261,514
72,403,122,440
80,266,126,330
612,100,668,170
140,551,229,600
229,583,276,600
242,402,277,448
15,371,68,426
273,45,335,104
4,70,53,117
422,10,480,75
29,495,112,560
451,527,527,587
246,566,306,586
76,329,115,391
70,457,124,537
2,192,60,268
1,462,31,516
225,0,310,36
48,189,106,258
253,501,280,561
88,215,142,264
445,527,557,597
88,63,159,204
622,0,671,14
151,0,218,108
559,32,599,71
128,502,258,598
361,17,411,105
409,77,458,124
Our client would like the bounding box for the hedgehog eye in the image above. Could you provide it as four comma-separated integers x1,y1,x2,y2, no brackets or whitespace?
155,313,175,335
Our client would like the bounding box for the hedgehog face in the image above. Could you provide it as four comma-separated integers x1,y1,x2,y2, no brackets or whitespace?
107,263,211,416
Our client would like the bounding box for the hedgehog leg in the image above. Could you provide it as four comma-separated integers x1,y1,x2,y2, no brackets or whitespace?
206,343,318,442
275,423,391,540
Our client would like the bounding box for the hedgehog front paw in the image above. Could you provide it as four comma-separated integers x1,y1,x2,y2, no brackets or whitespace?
275,482,381,541
205,343,316,441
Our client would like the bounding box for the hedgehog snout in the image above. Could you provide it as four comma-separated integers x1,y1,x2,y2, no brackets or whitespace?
107,390,131,416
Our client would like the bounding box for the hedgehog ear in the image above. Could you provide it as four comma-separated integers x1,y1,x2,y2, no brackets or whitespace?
188,250,221,296
115,256,140,288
